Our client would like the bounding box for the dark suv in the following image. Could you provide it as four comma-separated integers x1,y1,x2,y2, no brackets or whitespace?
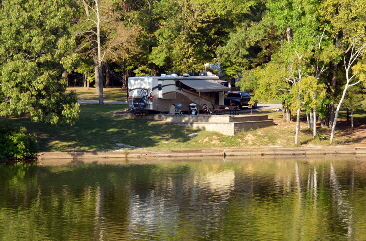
224,92,256,109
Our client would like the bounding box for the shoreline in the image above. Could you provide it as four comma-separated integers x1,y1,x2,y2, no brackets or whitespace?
37,146,366,165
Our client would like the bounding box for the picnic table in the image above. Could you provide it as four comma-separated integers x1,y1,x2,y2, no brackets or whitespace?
213,105,240,115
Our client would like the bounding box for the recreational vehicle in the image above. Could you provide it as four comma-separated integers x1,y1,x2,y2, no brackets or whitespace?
128,73,230,114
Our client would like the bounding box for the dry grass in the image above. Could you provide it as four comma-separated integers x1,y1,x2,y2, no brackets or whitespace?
253,112,365,147
67,87,128,102
179,111,366,150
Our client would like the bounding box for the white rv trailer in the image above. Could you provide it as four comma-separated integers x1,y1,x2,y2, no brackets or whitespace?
128,73,230,114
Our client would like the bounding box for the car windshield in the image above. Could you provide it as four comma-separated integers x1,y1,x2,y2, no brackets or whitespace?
227,93,241,97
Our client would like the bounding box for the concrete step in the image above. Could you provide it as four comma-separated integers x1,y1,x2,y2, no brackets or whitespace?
125,113,275,135
172,119,275,136
133,114,270,123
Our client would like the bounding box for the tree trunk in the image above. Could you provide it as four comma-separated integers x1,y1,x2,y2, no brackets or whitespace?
307,113,311,129
346,109,351,126
95,0,103,104
321,104,334,128
83,73,87,88
295,108,301,145
94,60,104,104
105,64,111,87
330,83,349,144
350,110,354,129
282,108,291,122
122,70,130,88
286,26,293,42
313,108,317,138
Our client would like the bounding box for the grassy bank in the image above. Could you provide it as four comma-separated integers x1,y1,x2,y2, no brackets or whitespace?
2,87,364,152
3,103,365,152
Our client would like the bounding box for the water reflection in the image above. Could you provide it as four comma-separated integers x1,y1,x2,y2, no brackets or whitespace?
1,159,366,240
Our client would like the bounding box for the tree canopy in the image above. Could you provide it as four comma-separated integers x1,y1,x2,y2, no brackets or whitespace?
0,0,80,125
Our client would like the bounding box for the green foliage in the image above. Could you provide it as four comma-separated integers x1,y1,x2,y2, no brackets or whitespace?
217,3,274,78
343,85,365,112
353,60,366,86
0,0,80,125
315,132,326,140
237,68,260,94
0,125,38,161
320,0,366,41
133,66,152,76
149,0,260,74
290,76,327,112
252,62,290,103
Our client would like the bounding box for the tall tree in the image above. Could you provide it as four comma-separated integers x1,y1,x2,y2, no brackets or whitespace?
78,0,104,104
149,0,256,74
320,0,366,143
0,0,79,124
104,0,144,78
290,76,326,143
150,0,209,73
216,0,274,78
242,0,335,143
77,0,140,103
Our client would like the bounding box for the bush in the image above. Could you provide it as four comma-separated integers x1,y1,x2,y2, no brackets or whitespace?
0,125,38,161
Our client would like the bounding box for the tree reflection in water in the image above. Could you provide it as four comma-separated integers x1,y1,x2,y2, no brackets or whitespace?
0,159,366,240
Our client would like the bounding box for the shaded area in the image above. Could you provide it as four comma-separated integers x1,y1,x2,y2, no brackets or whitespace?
2,104,197,152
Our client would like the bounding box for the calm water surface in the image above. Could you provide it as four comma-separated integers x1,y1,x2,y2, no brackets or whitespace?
1,158,366,240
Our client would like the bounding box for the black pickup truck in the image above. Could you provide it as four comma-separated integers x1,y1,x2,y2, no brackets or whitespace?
224,92,257,109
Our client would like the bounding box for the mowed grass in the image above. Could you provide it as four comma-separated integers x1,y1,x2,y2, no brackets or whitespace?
3,87,366,151
3,103,365,152
67,87,128,102
3,104,202,151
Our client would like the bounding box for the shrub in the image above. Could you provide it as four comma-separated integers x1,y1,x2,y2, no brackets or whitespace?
0,125,38,161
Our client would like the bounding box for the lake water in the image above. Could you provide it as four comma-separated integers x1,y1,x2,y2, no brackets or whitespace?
1,157,366,240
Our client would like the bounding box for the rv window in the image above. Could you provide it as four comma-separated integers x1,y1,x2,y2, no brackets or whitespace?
158,84,162,90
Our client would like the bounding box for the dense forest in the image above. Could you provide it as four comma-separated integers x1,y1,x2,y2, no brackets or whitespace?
1,0,366,149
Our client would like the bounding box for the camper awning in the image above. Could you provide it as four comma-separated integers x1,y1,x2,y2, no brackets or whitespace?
179,79,230,92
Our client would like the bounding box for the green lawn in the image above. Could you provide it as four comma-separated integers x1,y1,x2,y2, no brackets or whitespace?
3,102,364,153
3,87,365,153
3,104,202,151
67,87,128,102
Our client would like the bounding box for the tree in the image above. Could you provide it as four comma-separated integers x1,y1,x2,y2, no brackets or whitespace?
320,0,366,143
78,0,104,104
329,41,366,143
246,0,334,143
149,0,210,73
77,0,140,103
290,77,326,143
0,0,80,125
103,1,143,80
216,1,276,78
149,0,258,74
342,85,365,129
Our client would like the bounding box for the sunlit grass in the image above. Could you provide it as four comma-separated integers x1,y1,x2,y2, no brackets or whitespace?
67,87,128,102
2,104,365,152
